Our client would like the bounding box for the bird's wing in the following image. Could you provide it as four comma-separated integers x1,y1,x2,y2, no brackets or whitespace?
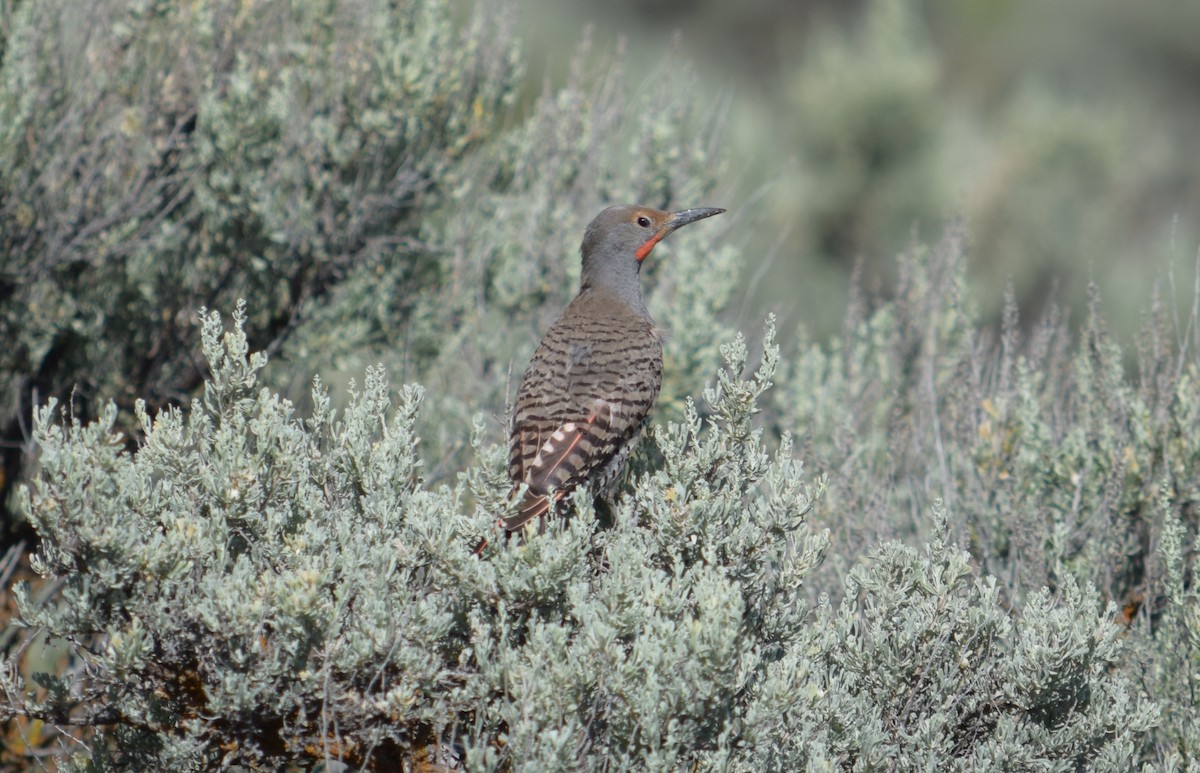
504,324,659,532
505,401,614,529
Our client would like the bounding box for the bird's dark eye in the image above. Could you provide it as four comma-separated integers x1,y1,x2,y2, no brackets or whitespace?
636,216,651,228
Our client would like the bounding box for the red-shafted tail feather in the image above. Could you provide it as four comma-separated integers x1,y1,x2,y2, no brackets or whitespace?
502,403,613,532
506,487,566,530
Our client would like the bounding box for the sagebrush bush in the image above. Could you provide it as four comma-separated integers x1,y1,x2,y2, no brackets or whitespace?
781,225,1200,770
0,0,519,530
1,305,1160,769
786,221,1200,621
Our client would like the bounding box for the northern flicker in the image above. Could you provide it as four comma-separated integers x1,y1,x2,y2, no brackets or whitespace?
504,204,725,533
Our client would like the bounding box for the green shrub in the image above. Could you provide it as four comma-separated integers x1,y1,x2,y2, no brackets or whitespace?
781,225,1199,769
1,305,1160,769
0,0,519,529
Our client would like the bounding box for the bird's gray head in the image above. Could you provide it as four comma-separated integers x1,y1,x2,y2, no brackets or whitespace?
578,204,725,301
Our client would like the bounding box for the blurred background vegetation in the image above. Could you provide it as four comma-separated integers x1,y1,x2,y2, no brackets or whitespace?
520,0,1200,335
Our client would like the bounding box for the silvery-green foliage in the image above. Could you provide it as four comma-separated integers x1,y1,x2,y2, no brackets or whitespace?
3,305,1159,769
1141,485,1200,770
7,306,816,768
740,507,1156,772
785,224,1200,608
0,0,519,525
781,223,1198,768
11,304,468,768
635,318,829,651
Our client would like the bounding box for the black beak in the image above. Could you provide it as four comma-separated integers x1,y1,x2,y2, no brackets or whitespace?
665,207,726,233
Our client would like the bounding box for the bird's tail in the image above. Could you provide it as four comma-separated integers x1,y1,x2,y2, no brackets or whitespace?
500,484,558,532
471,485,566,556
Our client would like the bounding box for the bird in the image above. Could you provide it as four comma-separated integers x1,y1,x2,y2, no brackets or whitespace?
504,203,725,534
